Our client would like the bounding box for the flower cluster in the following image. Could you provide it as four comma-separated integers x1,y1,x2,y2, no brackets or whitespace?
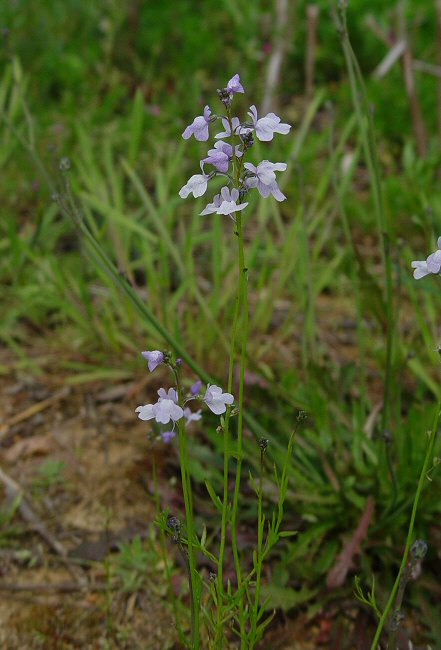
411,237,441,279
135,350,234,442
179,73,291,218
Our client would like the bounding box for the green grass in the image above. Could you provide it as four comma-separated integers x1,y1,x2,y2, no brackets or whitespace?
1,1,441,645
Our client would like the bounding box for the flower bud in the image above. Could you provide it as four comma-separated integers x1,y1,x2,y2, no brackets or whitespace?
167,515,181,533
59,156,71,171
410,539,428,559
217,87,232,107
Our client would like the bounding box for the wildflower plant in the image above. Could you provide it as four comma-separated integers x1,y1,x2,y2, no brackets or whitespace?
135,75,294,648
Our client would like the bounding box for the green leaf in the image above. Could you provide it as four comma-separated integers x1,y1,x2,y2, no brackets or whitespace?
204,479,223,513
259,584,319,610
249,470,259,497
278,530,298,538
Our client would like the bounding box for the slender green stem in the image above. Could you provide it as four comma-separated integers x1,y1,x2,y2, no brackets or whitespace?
215,276,241,647
215,108,240,648
387,561,411,650
153,460,187,646
370,403,440,650
249,448,265,647
277,421,300,529
175,369,199,649
230,211,248,647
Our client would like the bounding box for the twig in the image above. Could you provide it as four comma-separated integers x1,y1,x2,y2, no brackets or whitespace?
413,59,441,78
0,467,87,585
373,40,407,79
326,496,375,588
0,387,70,440
305,5,320,99
261,0,290,115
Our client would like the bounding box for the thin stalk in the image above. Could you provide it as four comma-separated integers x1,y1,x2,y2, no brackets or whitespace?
230,210,248,648
249,446,265,647
387,561,411,650
370,403,440,650
174,369,199,649
215,282,241,647
277,421,301,529
153,460,187,646
214,107,244,649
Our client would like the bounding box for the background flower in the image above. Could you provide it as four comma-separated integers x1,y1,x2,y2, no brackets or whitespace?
203,384,234,414
141,350,164,372
182,105,212,141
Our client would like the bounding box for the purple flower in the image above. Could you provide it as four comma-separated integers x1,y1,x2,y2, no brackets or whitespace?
162,430,176,443
216,187,248,215
226,74,244,94
215,117,250,139
141,350,164,372
202,142,230,173
411,237,441,279
247,105,291,142
203,384,234,415
202,141,241,173
200,193,223,216
182,105,212,141
427,245,441,273
158,387,178,403
135,399,184,425
411,261,429,279
244,160,287,201
184,407,202,424
201,187,248,217
190,379,203,395
179,174,209,199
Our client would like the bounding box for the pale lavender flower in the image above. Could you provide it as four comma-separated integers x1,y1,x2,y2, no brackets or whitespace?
247,105,291,141
411,261,430,280
179,174,209,199
141,350,164,372
162,430,176,443
190,379,203,395
184,407,202,424
215,117,250,139
200,187,247,217
216,186,248,216
203,384,234,415
226,73,244,94
182,105,212,141
135,399,184,425
244,160,287,201
411,237,441,279
158,387,178,403
202,140,242,173
426,240,441,273
200,193,223,216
